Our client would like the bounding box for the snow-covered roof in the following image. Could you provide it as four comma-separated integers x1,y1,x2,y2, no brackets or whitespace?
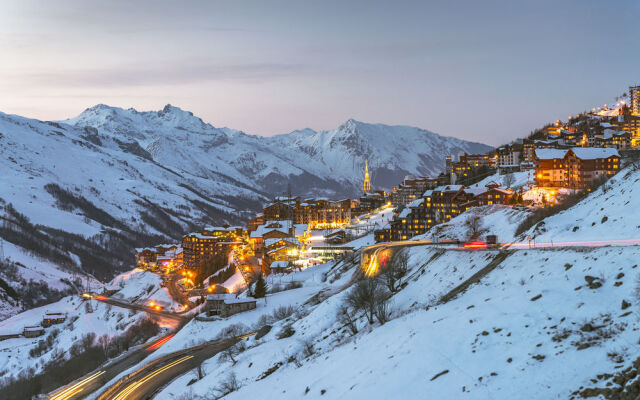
422,189,433,197
434,185,464,192
204,225,242,232
571,147,620,160
602,129,627,140
534,148,567,160
535,147,620,160
264,237,300,248
270,261,290,269
407,198,424,208
23,325,44,331
184,232,217,240
250,220,292,238
206,293,256,304
463,187,486,196
267,246,287,254
398,208,412,218
294,224,308,236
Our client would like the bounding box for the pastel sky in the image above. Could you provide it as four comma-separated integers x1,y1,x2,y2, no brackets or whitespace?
0,0,638,145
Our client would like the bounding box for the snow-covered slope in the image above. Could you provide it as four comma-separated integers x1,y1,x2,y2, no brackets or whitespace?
144,167,640,400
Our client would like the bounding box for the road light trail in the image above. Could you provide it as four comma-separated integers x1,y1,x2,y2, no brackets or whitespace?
145,334,175,351
49,370,106,400
111,355,194,400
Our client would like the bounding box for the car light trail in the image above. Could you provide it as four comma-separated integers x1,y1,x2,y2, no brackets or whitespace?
238,331,257,340
94,295,108,301
49,370,106,400
112,355,193,400
146,334,174,351
463,241,488,249
505,238,640,249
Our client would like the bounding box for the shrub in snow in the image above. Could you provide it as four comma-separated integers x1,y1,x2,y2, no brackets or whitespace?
277,324,295,339
381,249,409,293
213,372,240,398
346,279,390,324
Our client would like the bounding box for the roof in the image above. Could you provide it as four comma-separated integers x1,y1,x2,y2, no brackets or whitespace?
204,225,241,232
570,147,620,160
407,198,424,208
267,246,287,254
294,224,308,236
422,189,433,197
602,129,628,140
534,148,568,160
398,208,412,218
24,326,44,331
250,220,292,238
184,232,217,240
463,187,486,196
270,260,291,269
206,294,256,304
264,237,300,248
535,147,620,160
434,185,464,193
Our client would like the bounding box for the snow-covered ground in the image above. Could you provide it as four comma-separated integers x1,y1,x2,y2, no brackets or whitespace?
469,170,534,190
143,165,640,400
0,268,176,381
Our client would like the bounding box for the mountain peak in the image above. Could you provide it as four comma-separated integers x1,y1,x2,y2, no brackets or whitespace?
159,104,193,118
338,118,361,133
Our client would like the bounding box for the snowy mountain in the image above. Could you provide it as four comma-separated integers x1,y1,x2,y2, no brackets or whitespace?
65,104,492,196
0,104,489,316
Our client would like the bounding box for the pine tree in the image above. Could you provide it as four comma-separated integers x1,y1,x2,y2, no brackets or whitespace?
253,275,267,298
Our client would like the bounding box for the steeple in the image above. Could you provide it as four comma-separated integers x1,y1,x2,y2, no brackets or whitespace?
363,160,371,194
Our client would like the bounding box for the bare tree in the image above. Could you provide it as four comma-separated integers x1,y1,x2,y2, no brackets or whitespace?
337,305,358,335
381,250,409,293
503,173,515,188
214,372,240,398
300,338,315,358
374,297,391,325
465,213,482,240
346,279,389,324
218,342,245,365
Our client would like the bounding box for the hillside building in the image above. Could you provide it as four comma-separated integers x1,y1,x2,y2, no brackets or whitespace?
534,148,620,188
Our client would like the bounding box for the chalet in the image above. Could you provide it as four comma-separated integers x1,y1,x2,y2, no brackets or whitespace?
248,213,265,233
325,229,349,244
595,129,631,150
475,187,512,206
269,260,295,274
23,326,45,338
249,220,294,255
42,312,66,327
205,294,257,317
305,245,355,261
263,197,300,221
534,148,620,188
135,248,157,268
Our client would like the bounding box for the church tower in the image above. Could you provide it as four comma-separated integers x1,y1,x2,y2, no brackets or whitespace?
363,160,371,194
